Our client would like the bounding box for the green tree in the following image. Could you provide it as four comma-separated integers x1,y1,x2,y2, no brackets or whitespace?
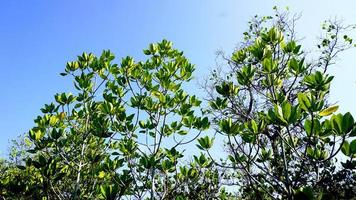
0,135,46,199
1,40,221,200
1,8,356,200
205,9,356,199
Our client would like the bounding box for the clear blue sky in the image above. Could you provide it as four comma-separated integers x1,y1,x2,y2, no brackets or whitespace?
1,0,355,156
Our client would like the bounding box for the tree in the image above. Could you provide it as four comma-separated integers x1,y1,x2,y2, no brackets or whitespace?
0,135,44,199
1,40,222,200
1,8,356,200
205,8,356,199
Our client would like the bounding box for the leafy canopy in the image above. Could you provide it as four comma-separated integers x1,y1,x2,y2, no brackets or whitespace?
1,8,356,200
206,8,356,199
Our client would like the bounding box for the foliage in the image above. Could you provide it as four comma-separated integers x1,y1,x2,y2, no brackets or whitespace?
206,8,356,199
1,40,218,200
1,8,356,200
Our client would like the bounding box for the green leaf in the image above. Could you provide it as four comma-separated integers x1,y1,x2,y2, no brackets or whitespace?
29,129,44,141
288,57,299,72
50,129,62,140
200,117,210,130
331,114,343,134
232,50,246,63
304,119,312,136
350,127,356,137
262,56,277,73
341,141,350,156
274,104,288,125
250,120,258,134
197,136,214,150
276,104,283,119
342,112,354,133
319,105,339,116
241,132,256,143
297,93,311,112
100,185,114,200
215,82,238,97
282,102,291,121
283,41,297,53
219,118,232,134
350,139,356,154
306,147,315,159
331,113,354,135
177,130,188,135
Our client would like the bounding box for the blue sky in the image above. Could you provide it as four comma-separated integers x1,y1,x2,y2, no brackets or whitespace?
1,0,356,156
